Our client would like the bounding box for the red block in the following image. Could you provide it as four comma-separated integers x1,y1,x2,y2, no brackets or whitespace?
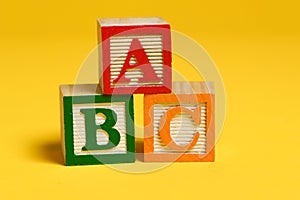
97,18,172,94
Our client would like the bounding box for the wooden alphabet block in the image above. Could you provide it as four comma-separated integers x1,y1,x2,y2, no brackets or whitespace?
143,82,215,162
60,84,135,165
97,17,172,94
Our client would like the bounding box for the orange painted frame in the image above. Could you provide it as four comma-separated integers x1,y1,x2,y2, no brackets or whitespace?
144,94,215,162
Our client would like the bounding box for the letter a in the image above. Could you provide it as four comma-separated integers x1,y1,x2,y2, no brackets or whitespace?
113,38,161,84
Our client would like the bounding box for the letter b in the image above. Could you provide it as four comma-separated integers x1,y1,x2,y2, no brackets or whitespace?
80,108,121,151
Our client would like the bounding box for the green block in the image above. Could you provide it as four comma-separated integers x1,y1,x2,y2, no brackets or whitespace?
60,84,135,166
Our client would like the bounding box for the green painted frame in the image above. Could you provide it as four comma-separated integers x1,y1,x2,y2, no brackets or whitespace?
63,95,135,166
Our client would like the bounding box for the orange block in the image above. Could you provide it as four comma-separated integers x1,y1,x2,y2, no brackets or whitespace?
143,82,215,162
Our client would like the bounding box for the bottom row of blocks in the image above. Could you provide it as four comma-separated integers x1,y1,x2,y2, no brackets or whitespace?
60,82,215,166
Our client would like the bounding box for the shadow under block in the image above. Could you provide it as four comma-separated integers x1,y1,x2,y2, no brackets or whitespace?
97,17,172,94
143,82,215,162
60,84,135,166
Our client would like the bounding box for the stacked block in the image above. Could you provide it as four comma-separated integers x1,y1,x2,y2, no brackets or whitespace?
97,18,172,94
60,17,215,166
60,84,135,165
144,82,215,162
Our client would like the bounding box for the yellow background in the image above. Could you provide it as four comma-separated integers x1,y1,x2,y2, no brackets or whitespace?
0,0,299,199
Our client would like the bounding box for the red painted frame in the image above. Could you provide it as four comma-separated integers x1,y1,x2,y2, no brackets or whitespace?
99,24,172,94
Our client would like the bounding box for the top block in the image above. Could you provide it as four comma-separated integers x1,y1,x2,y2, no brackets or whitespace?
97,17,172,94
